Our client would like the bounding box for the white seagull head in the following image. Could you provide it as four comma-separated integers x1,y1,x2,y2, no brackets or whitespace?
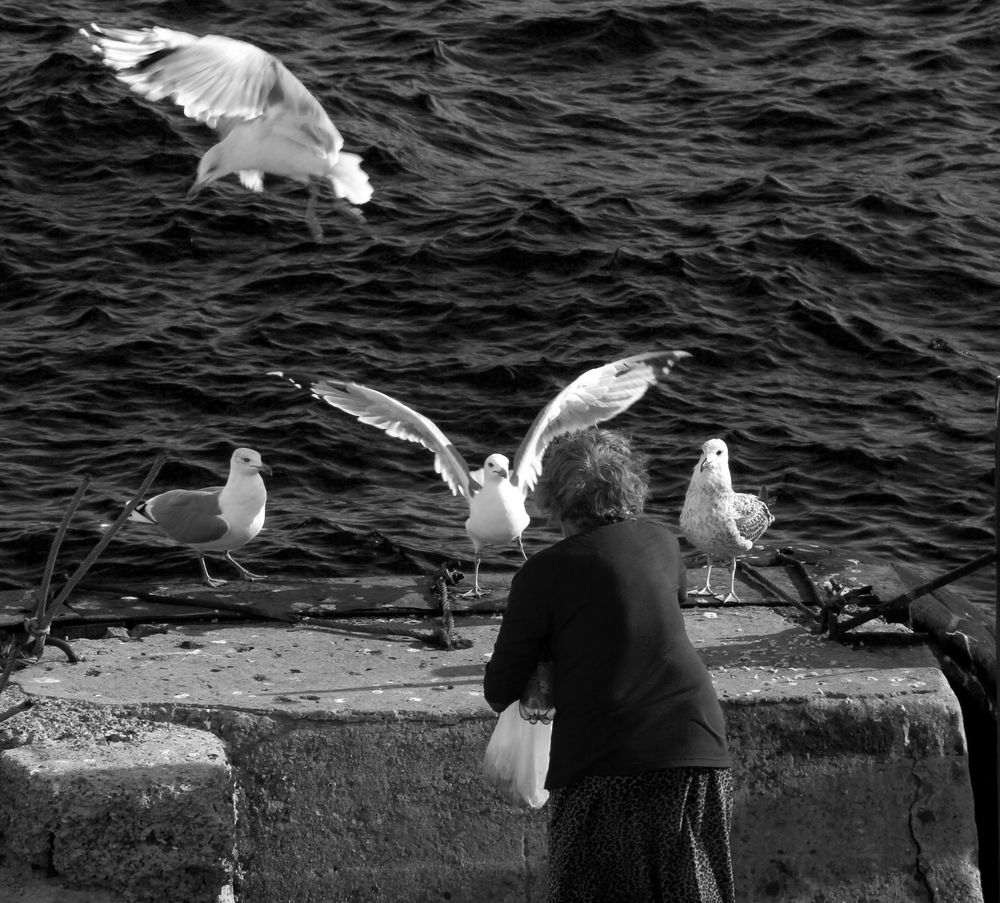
482,453,511,483
698,438,729,473
189,148,228,196
231,447,272,477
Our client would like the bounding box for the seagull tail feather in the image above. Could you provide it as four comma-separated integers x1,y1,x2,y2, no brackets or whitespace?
327,152,373,206
128,502,157,525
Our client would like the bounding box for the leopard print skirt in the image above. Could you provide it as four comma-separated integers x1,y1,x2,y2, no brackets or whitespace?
546,767,734,903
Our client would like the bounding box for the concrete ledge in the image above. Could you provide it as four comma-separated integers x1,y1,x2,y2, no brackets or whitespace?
0,594,985,902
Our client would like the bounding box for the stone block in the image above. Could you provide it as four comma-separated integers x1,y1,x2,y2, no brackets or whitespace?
230,715,548,903
0,724,235,903
727,695,983,902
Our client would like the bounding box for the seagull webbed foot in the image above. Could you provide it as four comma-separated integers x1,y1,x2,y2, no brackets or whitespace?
198,555,227,588
461,557,490,598
226,552,266,582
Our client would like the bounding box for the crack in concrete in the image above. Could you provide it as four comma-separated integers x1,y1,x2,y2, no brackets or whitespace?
908,753,936,902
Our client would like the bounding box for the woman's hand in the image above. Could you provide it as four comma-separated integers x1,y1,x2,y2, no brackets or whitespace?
519,661,555,724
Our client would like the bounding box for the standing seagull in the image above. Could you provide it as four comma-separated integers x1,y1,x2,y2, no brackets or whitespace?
79,24,372,239
680,438,773,603
274,351,689,595
129,448,272,587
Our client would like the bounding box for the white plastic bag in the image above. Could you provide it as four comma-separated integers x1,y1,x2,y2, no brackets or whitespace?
483,701,552,809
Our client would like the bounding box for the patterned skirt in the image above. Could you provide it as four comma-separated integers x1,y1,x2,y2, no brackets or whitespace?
546,767,734,903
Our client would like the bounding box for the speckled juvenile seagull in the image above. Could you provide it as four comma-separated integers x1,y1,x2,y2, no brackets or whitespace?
680,438,774,603
129,448,272,587
80,24,372,238
274,351,689,595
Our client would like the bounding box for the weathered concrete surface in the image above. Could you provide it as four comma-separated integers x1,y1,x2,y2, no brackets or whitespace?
0,582,984,902
0,713,235,903
0,855,127,903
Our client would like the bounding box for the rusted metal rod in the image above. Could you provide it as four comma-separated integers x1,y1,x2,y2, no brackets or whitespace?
737,559,822,624
832,550,997,637
35,477,92,621
46,451,168,618
0,452,169,701
19,476,94,662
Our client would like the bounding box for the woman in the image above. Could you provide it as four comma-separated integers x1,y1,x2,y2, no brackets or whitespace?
484,428,734,903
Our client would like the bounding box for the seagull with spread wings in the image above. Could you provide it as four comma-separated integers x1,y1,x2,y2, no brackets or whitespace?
129,448,272,587
274,351,689,595
680,438,774,603
80,24,372,239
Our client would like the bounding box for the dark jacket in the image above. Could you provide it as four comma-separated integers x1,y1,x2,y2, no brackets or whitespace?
483,518,730,789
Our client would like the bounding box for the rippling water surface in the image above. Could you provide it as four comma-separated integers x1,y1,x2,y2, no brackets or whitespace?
1,0,997,606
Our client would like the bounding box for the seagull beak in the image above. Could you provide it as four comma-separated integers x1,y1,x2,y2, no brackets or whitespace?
497,467,509,480
256,463,273,476
699,457,710,472
186,180,205,201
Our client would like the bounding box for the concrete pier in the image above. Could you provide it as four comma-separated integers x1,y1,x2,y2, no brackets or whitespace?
0,566,985,902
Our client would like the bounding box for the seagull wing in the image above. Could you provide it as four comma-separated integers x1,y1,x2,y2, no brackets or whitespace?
511,350,690,493
144,489,229,544
733,493,774,544
310,379,479,498
80,24,343,151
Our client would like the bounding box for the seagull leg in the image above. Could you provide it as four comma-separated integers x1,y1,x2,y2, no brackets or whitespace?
688,557,720,597
225,551,266,582
721,558,742,604
305,181,323,241
516,535,527,561
460,553,488,598
198,553,227,588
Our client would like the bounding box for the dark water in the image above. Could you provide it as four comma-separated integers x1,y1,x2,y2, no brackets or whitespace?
1,0,997,607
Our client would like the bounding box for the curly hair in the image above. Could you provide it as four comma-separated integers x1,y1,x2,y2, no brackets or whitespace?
536,428,649,526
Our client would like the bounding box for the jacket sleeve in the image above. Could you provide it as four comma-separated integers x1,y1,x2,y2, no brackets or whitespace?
483,560,552,713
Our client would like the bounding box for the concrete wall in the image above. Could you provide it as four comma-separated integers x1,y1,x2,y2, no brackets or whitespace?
726,697,980,902
154,690,981,903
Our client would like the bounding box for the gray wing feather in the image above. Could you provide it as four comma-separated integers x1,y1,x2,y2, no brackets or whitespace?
146,488,229,544
733,493,774,544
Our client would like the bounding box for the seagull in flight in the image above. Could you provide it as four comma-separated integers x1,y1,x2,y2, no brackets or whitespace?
274,351,689,595
80,24,372,239
680,438,774,603
129,448,272,587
